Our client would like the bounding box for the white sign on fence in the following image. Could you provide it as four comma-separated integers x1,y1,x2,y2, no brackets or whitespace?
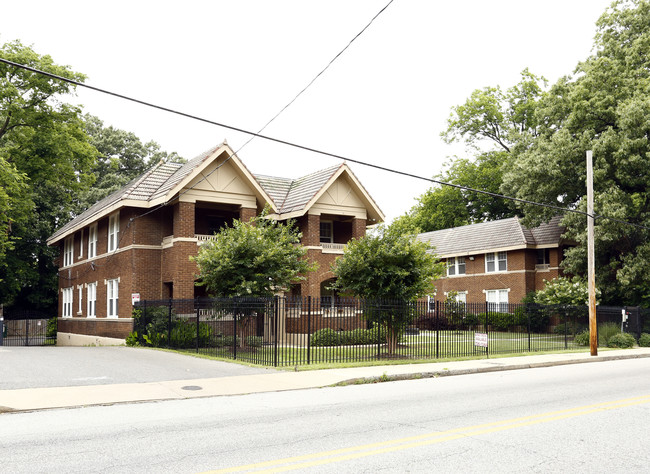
132,293,140,305
475,332,488,348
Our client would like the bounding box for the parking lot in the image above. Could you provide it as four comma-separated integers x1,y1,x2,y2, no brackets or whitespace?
0,346,275,390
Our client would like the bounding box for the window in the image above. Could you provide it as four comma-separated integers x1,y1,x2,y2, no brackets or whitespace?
486,251,507,272
62,287,73,318
87,282,97,318
63,237,74,267
447,257,466,276
320,221,333,244
427,295,436,312
536,249,550,265
108,213,119,252
78,229,84,259
455,291,467,304
88,224,97,258
107,279,119,318
486,289,509,313
78,286,83,315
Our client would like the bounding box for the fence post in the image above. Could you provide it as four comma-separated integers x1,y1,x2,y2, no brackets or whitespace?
527,304,531,352
25,318,29,346
307,296,311,365
233,300,237,360
0,316,3,346
485,301,489,359
167,298,173,348
564,309,568,350
195,301,200,353
274,296,279,367
435,300,439,359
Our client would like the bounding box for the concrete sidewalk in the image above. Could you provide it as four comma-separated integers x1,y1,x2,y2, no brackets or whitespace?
2,348,650,413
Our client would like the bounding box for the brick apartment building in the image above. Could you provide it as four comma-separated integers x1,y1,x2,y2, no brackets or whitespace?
417,217,570,308
47,142,384,345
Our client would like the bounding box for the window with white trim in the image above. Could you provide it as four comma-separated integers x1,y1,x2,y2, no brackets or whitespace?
107,278,119,318
78,286,83,315
319,221,333,244
87,282,97,318
63,237,74,267
88,224,97,258
485,251,507,272
486,289,509,312
447,257,466,276
108,214,119,252
62,287,73,318
455,291,467,304
78,229,84,259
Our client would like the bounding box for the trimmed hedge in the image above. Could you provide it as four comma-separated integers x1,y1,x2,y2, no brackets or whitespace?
639,333,650,347
607,333,636,348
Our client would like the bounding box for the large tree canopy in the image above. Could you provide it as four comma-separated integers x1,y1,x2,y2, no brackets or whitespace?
396,69,545,233
501,0,650,305
75,115,183,214
0,40,97,310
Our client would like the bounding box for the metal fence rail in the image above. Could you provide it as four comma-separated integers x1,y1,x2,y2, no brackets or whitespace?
132,298,648,367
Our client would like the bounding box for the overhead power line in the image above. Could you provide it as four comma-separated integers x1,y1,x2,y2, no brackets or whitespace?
1,56,649,233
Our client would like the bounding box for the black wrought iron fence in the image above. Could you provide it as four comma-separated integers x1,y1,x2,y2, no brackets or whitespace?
131,298,645,367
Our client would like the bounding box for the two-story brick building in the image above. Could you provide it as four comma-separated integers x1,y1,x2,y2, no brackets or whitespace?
416,217,570,308
47,142,384,345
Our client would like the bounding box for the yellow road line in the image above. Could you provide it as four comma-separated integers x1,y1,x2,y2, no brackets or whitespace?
205,394,650,473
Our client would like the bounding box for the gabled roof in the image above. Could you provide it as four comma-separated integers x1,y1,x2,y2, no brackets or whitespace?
48,145,384,246
416,216,564,257
48,143,277,245
255,163,384,222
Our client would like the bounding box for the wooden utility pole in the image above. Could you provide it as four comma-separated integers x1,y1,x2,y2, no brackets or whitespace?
587,150,598,356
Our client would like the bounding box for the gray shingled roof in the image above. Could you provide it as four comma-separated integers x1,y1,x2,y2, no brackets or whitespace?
49,145,221,243
254,164,341,214
417,216,564,256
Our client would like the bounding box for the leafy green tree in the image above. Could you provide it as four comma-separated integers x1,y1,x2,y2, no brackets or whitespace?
0,40,97,311
331,224,444,354
396,151,517,232
75,115,183,214
0,157,31,269
500,0,650,305
193,214,316,347
534,277,593,306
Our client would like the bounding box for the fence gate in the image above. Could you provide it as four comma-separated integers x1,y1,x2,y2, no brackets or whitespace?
0,310,54,347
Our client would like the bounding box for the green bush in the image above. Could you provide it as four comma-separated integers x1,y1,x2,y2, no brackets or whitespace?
598,322,621,346
574,330,590,346
478,312,525,331
638,333,650,347
47,317,58,339
553,321,586,336
311,328,341,346
607,332,636,349
125,331,140,346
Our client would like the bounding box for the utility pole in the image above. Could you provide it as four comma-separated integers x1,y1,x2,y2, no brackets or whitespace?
587,150,597,356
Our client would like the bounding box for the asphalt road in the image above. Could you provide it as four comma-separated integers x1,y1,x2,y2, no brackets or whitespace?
2,357,649,473
0,346,274,389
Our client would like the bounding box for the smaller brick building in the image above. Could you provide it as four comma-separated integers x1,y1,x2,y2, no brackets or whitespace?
47,142,384,345
417,217,570,307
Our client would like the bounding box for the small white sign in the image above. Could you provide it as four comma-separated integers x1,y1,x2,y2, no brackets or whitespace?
475,332,488,348
131,293,140,305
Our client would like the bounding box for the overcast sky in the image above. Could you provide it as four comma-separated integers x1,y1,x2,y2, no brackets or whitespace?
1,0,613,222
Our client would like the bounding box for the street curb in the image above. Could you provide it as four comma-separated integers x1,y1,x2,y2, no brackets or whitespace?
334,351,650,386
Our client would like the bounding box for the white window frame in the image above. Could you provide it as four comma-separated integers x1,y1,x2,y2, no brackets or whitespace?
485,251,507,273
63,237,74,267
455,291,467,304
447,256,466,276
87,282,97,318
319,220,333,244
108,213,119,252
78,229,84,259
107,278,119,318
486,289,509,313
88,224,97,258
77,285,83,315
62,287,73,318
